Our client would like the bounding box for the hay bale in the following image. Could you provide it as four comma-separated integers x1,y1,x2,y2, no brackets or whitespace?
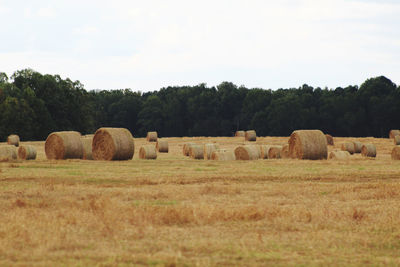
268,145,283,159
156,139,169,153
17,145,36,160
392,146,400,160
288,130,327,160
260,145,281,159
139,145,157,159
394,135,400,145
234,145,260,160
0,145,17,161
146,131,158,142
189,145,204,160
183,143,195,156
260,145,272,159
341,142,355,155
353,141,362,153
281,144,290,159
329,150,350,160
45,131,83,160
81,137,93,160
325,134,334,146
245,130,257,141
211,150,236,161
7,134,20,147
361,143,376,157
204,143,219,160
389,130,400,139
235,131,245,137
92,128,134,161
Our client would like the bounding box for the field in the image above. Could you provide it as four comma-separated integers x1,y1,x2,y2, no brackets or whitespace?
1,136,400,266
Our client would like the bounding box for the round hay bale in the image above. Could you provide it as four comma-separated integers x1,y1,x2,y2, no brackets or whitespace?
235,131,245,137
211,150,236,161
392,146,400,160
288,130,327,160
189,145,204,160
245,130,257,141
329,150,350,160
146,131,158,142
353,141,362,153
0,145,17,161
139,145,157,159
260,145,272,159
7,134,20,147
341,142,355,155
234,145,260,160
389,130,400,139
156,139,169,153
281,144,290,159
325,134,334,146
361,143,376,158
394,135,400,145
81,137,93,160
268,145,283,159
92,128,134,161
204,143,219,160
17,145,36,160
45,131,83,160
183,143,195,156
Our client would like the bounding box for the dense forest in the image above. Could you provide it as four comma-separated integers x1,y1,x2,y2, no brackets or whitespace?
0,69,399,141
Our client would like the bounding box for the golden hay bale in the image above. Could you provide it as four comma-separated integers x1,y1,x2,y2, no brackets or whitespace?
211,150,236,161
281,144,290,159
139,145,157,159
17,145,36,160
325,134,334,146
394,136,400,145
45,131,83,160
234,145,260,160
146,131,158,142
268,145,283,159
329,150,350,160
235,131,245,137
361,143,376,157
353,141,363,153
392,146,400,160
288,130,327,160
341,142,355,155
204,143,219,160
92,128,134,161
156,139,169,153
81,137,93,160
389,130,400,139
0,145,17,161
189,145,204,160
7,134,20,147
245,130,257,141
260,145,272,159
183,143,195,156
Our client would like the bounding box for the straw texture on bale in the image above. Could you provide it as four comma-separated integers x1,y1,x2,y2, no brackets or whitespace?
281,144,290,159
156,139,169,153
341,142,355,155
45,131,83,160
288,130,327,160
139,145,157,159
325,134,334,146
389,130,400,139
146,131,158,142
329,151,350,160
234,145,260,160
81,137,93,160
392,146,400,160
245,130,257,141
204,143,219,160
394,135,400,145
18,145,36,160
0,145,17,161
353,141,362,153
361,143,376,157
183,143,195,156
189,145,204,160
7,134,19,147
268,145,283,159
92,128,134,161
260,145,273,159
211,150,236,161
235,131,245,137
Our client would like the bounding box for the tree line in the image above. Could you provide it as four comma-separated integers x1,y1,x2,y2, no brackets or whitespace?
0,68,399,141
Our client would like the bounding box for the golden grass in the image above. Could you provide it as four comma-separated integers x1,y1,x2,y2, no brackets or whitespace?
0,136,400,266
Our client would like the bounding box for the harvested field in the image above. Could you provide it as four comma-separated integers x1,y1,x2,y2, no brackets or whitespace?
0,136,400,266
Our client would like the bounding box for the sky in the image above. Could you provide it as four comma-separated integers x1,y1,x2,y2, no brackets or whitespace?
0,0,399,91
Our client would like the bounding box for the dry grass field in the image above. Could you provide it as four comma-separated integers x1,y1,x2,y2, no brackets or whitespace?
1,136,400,266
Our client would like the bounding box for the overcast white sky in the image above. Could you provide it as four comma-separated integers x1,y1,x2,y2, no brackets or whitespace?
0,0,399,91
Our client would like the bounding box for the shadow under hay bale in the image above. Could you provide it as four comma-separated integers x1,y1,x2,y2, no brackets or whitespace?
7,135,19,147
139,145,157,159
289,130,327,160
92,128,134,161
156,139,168,153
18,145,36,160
329,150,350,160
45,131,83,160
